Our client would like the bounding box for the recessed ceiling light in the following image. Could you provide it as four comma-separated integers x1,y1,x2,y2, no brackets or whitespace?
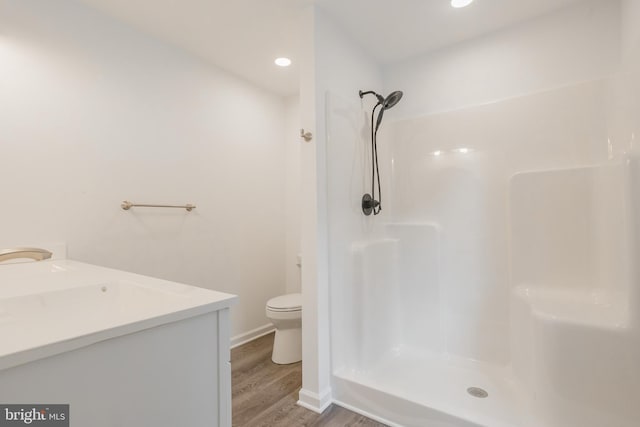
274,57,292,67
451,0,474,8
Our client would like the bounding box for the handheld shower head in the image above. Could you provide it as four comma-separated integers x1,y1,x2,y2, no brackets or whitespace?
374,91,403,133
383,91,403,110
359,89,404,132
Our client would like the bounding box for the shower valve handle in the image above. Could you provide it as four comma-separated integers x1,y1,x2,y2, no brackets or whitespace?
361,194,380,216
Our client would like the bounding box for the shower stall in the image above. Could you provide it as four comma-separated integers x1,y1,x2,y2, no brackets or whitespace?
319,3,640,425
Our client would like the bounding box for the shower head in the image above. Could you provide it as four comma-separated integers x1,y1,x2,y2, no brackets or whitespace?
359,90,403,110
359,89,404,133
375,91,403,133
383,91,403,110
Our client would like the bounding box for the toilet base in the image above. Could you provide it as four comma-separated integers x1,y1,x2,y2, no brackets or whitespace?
272,327,302,364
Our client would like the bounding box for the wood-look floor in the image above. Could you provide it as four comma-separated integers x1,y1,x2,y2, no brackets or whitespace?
232,333,388,427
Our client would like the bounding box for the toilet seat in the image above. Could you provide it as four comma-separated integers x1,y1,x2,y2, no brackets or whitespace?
266,293,302,312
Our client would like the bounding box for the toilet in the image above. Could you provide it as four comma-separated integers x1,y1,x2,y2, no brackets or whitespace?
265,293,302,364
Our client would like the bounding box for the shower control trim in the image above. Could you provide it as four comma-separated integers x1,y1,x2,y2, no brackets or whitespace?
362,194,380,216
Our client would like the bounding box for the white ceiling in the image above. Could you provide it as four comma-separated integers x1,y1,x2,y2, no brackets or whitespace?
75,0,306,96
74,0,591,96
315,0,589,64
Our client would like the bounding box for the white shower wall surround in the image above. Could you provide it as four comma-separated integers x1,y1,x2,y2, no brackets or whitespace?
326,68,640,426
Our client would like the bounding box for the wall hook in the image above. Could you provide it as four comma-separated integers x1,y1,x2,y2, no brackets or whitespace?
300,129,313,142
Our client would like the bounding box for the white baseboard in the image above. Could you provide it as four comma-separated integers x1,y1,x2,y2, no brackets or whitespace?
230,323,275,349
297,387,332,414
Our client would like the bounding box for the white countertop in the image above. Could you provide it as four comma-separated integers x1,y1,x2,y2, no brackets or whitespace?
0,259,237,370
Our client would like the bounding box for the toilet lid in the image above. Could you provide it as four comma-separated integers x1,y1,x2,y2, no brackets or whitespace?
267,293,302,312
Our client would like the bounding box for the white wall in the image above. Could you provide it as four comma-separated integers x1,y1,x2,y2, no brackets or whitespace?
384,0,620,118
0,0,287,338
298,5,383,412
284,95,302,294
621,0,640,69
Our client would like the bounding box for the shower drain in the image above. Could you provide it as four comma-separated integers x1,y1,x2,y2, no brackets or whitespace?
467,387,489,398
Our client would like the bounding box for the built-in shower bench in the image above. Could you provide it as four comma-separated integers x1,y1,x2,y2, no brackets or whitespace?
512,285,628,329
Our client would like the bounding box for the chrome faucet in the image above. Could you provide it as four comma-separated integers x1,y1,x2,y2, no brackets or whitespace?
0,247,53,263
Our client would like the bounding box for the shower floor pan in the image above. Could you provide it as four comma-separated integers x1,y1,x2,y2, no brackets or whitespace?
332,349,525,427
